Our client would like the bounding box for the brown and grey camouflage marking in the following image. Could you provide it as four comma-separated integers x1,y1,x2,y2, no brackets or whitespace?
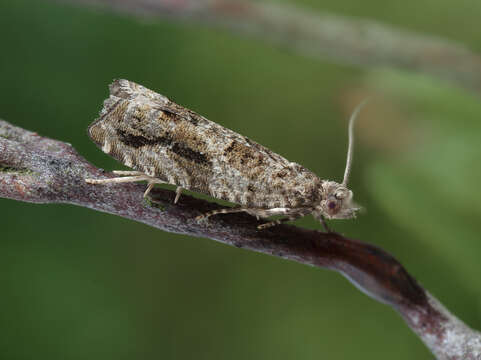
88,80,322,209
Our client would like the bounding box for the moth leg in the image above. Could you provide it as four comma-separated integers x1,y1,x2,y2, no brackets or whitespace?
196,207,312,229
143,179,171,198
257,209,312,230
312,212,332,233
85,172,166,198
174,187,183,204
112,170,145,176
143,182,156,197
196,207,292,222
257,216,296,230
196,207,248,222
319,215,332,233
85,175,153,185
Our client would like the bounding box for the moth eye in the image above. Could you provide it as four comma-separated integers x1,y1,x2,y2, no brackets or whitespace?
328,201,337,210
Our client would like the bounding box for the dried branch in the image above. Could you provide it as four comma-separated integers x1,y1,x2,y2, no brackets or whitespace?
1,118,480,359
59,0,481,93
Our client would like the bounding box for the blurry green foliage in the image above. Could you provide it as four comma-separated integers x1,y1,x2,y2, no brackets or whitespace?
364,70,481,304
0,0,480,359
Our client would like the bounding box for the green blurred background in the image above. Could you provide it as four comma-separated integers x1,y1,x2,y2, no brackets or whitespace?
1,0,480,359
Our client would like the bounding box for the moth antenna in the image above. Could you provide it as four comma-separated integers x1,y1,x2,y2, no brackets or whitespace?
342,99,369,187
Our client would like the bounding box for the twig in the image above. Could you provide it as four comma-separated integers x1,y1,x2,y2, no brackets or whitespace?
0,118,480,359
59,0,481,93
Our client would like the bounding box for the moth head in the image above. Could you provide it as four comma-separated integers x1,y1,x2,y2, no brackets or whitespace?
317,181,359,219
316,99,368,220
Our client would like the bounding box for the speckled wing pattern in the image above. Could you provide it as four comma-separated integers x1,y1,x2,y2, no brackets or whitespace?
88,79,322,209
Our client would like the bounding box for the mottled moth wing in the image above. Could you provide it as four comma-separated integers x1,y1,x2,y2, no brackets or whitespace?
88,79,322,209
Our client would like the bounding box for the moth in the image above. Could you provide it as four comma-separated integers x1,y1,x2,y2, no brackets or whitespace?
86,79,365,230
